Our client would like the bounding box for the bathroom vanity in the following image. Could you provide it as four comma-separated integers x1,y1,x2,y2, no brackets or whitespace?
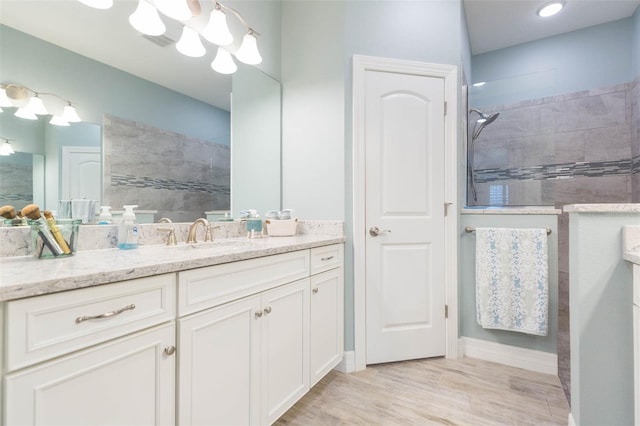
624,225,640,426
0,234,344,425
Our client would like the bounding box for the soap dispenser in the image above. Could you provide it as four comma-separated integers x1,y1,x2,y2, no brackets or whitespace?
97,206,112,224
117,205,139,250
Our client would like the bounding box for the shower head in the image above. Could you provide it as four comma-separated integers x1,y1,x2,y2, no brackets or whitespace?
470,109,500,141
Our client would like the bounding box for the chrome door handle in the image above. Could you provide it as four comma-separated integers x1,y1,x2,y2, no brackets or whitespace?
369,226,391,237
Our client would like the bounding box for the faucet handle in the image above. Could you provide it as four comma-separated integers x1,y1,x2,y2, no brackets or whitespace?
204,225,213,242
158,227,177,246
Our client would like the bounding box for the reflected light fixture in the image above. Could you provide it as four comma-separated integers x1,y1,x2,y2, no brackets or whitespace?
202,3,233,45
0,88,12,107
129,0,166,36
25,94,49,115
155,0,192,21
176,26,206,57
235,31,262,65
211,47,237,74
63,103,82,123
15,108,38,120
472,81,486,87
78,0,113,9
537,1,564,17
50,115,70,126
0,138,15,156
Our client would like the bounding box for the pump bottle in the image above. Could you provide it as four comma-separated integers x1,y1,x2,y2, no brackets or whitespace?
117,205,139,250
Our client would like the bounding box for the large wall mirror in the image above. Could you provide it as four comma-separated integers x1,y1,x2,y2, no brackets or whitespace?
0,0,281,223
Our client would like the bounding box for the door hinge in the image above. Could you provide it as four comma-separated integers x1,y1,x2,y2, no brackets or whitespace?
444,101,447,116
445,304,449,319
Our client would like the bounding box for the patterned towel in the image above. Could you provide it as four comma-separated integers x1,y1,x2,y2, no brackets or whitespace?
475,227,549,336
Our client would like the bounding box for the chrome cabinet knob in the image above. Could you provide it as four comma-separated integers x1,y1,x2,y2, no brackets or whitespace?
255,311,263,319
263,306,272,315
312,287,319,294
164,346,176,356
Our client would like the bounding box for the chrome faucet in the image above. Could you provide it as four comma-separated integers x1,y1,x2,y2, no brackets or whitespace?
187,218,212,243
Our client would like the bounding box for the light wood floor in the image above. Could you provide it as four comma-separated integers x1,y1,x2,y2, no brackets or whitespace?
275,357,570,426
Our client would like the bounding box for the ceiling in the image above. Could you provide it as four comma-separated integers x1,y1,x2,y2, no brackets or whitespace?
464,0,640,55
1,0,638,110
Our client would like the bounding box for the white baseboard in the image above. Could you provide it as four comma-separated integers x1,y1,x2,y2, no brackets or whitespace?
568,412,576,426
334,351,357,373
459,337,558,375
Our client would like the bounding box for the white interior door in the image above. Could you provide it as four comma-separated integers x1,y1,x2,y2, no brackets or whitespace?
61,146,101,203
364,69,446,365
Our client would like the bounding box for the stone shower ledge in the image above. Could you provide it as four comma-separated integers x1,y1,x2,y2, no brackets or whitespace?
564,204,640,214
461,206,561,215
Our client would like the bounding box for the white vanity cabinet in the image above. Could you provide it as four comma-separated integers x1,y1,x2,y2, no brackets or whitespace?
177,251,311,426
309,244,344,386
3,274,177,425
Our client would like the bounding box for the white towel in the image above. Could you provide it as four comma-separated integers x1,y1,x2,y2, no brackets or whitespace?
475,227,549,336
71,199,98,224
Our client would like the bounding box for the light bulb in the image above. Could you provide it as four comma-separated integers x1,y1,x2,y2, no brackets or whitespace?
15,108,37,120
176,26,206,57
25,95,49,115
63,104,82,122
235,32,262,65
537,1,564,17
0,89,12,107
0,141,15,156
155,0,192,20
202,7,233,45
129,0,166,36
50,115,70,126
78,0,113,9
211,47,237,74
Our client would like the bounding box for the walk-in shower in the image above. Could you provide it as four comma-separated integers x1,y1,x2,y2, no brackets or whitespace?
468,108,500,201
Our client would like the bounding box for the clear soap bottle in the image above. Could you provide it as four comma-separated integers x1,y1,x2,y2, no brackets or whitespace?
117,205,139,250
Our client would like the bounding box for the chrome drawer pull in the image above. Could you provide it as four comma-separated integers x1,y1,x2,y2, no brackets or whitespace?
75,304,136,323
321,256,334,261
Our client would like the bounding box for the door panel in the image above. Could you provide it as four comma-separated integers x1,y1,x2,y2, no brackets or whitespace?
365,70,446,364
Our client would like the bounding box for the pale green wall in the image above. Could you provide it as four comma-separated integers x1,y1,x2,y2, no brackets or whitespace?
568,211,639,426
459,212,559,353
281,0,464,352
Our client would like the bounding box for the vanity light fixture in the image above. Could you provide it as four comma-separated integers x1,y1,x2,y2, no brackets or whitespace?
0,138,16,156
202,3,234,46
0,83,82,124
176,26,206,57
211,47,237,74
129,0,166,36
537,1,565,17
235,31,262,65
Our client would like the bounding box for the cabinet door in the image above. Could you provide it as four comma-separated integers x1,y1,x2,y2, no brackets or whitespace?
261,279,310,425
310,268,344,386
4,323,175,426
178,295,261,426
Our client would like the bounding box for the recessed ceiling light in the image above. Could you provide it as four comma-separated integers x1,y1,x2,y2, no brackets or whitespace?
537,1,565,17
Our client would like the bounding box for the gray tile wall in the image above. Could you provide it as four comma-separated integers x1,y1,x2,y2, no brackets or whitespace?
469,80,637,406
103,115,230,223
0,152,33,210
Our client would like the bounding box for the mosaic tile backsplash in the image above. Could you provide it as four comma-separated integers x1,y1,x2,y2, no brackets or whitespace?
103,115,230,223
470,79,639,206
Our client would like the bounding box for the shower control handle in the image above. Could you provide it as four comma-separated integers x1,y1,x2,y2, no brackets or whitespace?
369,226,391,237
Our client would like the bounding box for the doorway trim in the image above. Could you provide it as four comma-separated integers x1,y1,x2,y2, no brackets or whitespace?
352,55,458,371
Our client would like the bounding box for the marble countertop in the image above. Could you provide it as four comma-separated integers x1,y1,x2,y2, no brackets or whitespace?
624,226,640,265
565,203,640,214
461,206,561,215
0,235,345,302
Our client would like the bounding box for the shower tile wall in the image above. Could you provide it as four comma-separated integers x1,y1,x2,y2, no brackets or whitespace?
471,80,638,405
0,152,33,210
103,115,230,223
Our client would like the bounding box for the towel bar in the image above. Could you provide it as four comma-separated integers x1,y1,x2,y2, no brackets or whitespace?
465,226,551,235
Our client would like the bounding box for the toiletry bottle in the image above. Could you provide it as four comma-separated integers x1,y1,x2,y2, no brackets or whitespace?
117,205,139,250
98,206,112,225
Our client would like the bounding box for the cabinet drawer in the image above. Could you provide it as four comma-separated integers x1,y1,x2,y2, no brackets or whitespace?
310,244,344,275
6,274,176,371
178,250,310,316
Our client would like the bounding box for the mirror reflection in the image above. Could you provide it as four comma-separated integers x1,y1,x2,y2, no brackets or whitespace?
0,23,281,223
